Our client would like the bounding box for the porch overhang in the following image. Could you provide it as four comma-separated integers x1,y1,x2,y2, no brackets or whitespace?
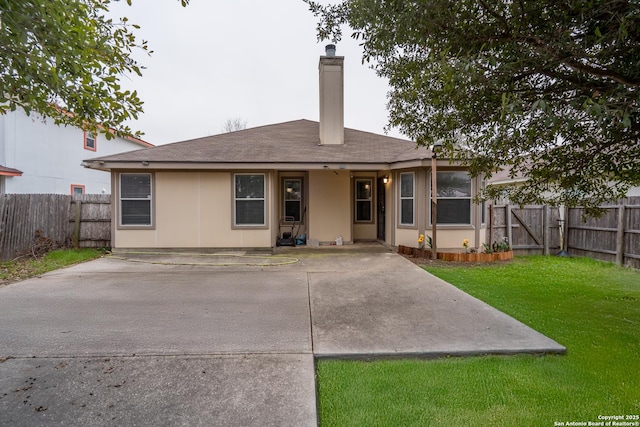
0,165,23,176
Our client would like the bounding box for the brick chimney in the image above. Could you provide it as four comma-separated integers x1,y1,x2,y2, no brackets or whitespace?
319,44,344,145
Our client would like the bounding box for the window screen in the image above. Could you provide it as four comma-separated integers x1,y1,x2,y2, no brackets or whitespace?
435,172,472,224
399,172,415,225
120,174,152,226
235,174,265,226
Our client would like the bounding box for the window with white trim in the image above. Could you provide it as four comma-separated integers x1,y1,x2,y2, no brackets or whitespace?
355,179,373,222
399,172,415,226
120,173,152,226
283,178,303,222
435,171,472,224
234,174,266,226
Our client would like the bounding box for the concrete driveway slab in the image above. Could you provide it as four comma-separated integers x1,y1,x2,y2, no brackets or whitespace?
0,270,311,357
0,256,317,427
0,354,316,427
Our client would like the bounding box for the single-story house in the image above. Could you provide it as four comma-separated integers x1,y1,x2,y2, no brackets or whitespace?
84,46,486,251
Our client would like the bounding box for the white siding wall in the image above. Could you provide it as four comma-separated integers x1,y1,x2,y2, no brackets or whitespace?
0,109,148,194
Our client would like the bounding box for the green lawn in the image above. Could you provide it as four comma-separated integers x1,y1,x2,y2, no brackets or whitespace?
316,256,640,426
0,248,105,284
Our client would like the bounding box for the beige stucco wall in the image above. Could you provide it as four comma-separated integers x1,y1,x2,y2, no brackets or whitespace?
395,227,481,251
111,167,485,250
353,223,376,240
114,229,156,248
425,228,478,252
395,228,420,248
308,169,351,243
114,171,272,249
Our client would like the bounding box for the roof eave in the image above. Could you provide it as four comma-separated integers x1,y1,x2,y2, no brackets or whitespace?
0,166,24,176
389,158,466,170
83,161,394,172
488,178,529,186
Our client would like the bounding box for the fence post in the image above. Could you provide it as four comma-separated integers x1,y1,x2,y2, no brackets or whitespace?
616,204,626,266
72,200,82,248
543,205,550,255
506,204,513,248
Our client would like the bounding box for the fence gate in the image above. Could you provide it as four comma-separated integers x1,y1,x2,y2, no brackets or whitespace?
488,204,561,255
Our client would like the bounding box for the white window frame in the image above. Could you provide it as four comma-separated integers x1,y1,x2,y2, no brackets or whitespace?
234,173,266,227
118,173,153,228
399,172,415,226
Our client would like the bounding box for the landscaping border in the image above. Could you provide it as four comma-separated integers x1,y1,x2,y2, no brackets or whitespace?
398,245,513,263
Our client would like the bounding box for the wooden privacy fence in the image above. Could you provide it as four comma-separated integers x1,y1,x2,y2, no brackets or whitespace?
566,197,640,269
0,194,111,261
488,204,561,255
489,198,640,268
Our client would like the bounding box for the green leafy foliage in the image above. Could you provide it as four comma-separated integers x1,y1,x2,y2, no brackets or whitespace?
0,0,187,139
305,0,640,215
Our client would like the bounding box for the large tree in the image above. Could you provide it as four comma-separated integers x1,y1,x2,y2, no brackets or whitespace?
0,0,186,139
306,0,640,214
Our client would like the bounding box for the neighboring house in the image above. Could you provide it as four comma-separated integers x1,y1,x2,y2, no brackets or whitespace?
486,168,528,189
488,168,640,198
84,46,486,251
0,109,152,194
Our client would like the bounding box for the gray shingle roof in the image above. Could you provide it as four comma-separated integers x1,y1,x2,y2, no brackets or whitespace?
87,119,431,166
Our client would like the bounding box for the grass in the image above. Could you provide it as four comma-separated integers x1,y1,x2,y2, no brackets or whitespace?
0,248,106,284
316,256,640,426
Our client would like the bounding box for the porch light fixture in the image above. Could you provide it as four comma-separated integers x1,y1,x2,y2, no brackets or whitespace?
382,176,389,184
430,141,442,261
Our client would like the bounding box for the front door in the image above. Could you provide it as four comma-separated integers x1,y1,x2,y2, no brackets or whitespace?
377,177,386,240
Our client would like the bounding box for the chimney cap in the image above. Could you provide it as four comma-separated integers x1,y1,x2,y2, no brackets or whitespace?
325,44,336,57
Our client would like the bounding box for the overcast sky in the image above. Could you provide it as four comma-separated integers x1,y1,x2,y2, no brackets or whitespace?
107,0,404,145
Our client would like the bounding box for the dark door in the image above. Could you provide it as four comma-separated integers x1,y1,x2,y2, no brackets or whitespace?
377,178,386,240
